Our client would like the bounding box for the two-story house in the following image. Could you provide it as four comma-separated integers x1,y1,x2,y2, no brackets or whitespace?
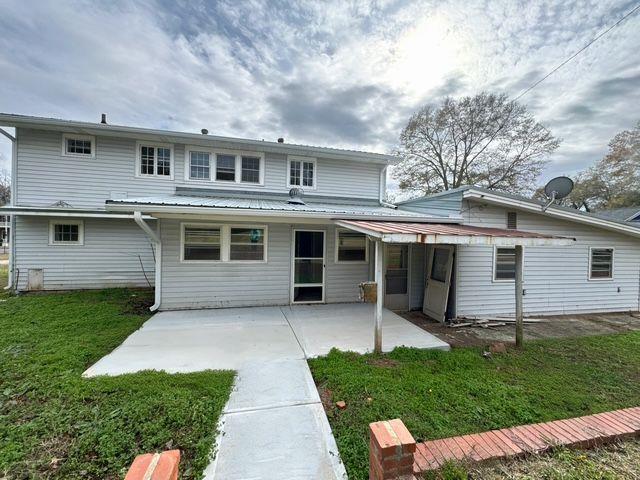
1,113,639,320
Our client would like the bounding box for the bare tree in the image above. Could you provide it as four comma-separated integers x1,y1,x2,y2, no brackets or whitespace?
565,122,640,211
0,169,10,206
393,92,560,196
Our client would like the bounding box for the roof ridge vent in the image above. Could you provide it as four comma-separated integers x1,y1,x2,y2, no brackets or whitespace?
288,187,305,205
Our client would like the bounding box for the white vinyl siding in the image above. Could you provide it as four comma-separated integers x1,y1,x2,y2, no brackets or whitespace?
456,200,640,316
160,221,369,310
15,216,155,291
16,129,383,208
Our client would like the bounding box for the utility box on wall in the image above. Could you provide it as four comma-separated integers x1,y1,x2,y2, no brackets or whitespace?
27,268,43,290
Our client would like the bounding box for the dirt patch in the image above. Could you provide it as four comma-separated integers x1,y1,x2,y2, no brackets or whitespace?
366,357,400,368
122,293,154,315
401,310,640,348
316,382,334,413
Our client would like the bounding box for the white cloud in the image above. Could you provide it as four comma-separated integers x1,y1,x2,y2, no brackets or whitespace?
0,0,638,189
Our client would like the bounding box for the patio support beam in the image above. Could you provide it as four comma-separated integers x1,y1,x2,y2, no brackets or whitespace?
374,240,383,353
515,245,524,348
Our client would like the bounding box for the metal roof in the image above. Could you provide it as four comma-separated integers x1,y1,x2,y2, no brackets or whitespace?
336,220,575,246
106,195,457,221
593,207,640,222
0,113,399,165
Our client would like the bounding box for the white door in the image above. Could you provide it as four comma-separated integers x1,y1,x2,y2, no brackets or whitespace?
423,245,455,322
292,230,325,303
384,244,409,310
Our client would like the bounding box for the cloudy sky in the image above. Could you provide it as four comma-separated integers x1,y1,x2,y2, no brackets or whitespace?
0,0,638,192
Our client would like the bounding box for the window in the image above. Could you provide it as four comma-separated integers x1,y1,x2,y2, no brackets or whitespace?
230,227,265,261
183,226,221,261
241,156,261,183
49,220,84,245
189,151,211,180
589,248,613,280
494,247,516,281
288,157,316,189
62,134,95,157
430,247,450,282
336,229,368,262
506,211,517,229
181,224,267,262
137,143,173,178
216,154,236,181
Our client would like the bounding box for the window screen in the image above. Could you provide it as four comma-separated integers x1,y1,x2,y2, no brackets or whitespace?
590,248,613,279
230,227,265,261
216,154,236,181
494,247,516,280
430,247,450,282
337,230,367,261
183,227,221,260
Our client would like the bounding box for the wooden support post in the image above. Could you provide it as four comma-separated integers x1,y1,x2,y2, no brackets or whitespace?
515,244,524,348
374,240,383,354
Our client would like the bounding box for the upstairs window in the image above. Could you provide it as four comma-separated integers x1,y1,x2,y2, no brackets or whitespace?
241,156,261,183
216,154,236,181
288,157,316,189
137,143,173,178
589,247,613,280
189,151,211,180
494,247,517,281
62,134,95,157
49,220,84,245
336,229,368,262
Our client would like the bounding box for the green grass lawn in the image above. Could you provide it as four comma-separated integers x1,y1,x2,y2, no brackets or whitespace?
0,278,234,479
309,334,640,480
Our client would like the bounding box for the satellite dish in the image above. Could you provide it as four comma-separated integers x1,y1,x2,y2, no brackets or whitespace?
542,176,574,211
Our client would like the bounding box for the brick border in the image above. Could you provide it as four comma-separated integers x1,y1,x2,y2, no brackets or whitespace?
413,407,640,474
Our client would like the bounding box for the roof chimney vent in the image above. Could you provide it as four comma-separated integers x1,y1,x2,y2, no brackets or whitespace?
100,113,107,124
277,137,284,143
288,187,305,205
201,128,209,135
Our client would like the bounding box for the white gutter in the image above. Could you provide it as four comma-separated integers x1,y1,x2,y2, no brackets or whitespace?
0,208,155,219
3,128,16,290
133,212,161,311
464,190,640,238
106,203,457,223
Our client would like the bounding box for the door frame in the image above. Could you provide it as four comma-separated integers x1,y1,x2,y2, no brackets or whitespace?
423,244,455,322
290,228,326,304
383,243,411,311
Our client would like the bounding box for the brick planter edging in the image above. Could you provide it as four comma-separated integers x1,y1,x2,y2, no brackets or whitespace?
413,407,640,474
370,408,640,478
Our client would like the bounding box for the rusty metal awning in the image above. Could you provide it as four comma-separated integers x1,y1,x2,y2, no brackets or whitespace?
334,220,575,246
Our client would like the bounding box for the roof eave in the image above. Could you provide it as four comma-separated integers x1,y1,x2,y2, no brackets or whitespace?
0,113,399,165
463,189,640,238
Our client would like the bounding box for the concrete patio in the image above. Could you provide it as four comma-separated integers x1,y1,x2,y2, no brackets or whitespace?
84,304,449,479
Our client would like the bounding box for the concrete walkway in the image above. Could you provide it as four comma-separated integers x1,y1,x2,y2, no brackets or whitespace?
84,304,449,479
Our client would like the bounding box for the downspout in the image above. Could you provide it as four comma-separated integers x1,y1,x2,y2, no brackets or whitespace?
133,211,161,311
1,127,16,290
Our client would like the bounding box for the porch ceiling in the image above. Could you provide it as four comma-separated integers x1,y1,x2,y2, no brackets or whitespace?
335,220,576,246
